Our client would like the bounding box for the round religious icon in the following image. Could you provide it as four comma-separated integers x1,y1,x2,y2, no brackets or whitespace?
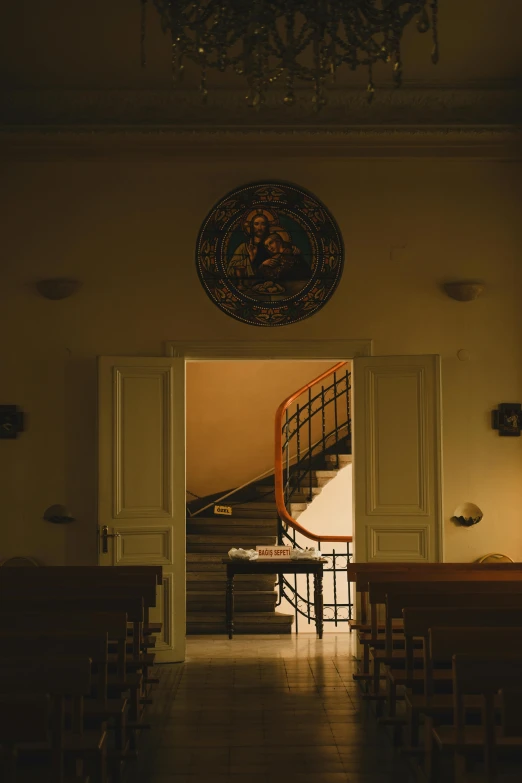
196,181,344,327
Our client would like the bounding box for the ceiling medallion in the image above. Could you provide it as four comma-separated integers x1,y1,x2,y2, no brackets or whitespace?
142,1,439,108
196,182,344,327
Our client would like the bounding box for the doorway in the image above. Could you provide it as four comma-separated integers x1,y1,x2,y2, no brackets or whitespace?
185,357,354,634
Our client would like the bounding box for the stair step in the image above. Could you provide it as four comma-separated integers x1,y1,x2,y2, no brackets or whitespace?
187,591,277,611
187,575,276,591
324,454,352,466
313,470,339,480
187,516,277,528
186,553,224,562
187,534,276,545
224,503,278,519
187,522,277,537
188,570,275,581
255,474,334,493
255,488,323,502
187,611,294,635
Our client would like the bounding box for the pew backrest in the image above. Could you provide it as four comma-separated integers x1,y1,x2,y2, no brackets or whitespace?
500,688,522,737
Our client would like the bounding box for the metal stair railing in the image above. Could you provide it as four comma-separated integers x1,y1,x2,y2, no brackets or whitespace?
274,361,353,630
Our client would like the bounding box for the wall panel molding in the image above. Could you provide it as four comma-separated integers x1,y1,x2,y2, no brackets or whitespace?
113,366,173,519
114,526,173,566
367,524,430,562
366,365,429,516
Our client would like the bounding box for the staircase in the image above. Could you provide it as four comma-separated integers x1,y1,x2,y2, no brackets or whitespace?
186,499,290,634
186,360,352,635
185,450,351,635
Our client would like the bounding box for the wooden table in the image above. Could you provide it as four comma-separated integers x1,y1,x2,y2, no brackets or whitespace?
222,558,328,639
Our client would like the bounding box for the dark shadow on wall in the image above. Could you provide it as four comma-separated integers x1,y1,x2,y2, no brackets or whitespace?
64,356,98,565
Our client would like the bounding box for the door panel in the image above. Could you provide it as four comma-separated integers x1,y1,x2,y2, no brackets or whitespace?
98,357,186,662
353,355,442,563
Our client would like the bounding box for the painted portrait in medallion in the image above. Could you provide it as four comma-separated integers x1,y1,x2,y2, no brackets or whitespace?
196,182,344,327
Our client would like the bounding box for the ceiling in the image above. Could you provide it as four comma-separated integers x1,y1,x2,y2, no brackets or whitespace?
1,0,522,91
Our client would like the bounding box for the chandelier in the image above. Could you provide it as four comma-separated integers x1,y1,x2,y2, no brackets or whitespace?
141,1,439,108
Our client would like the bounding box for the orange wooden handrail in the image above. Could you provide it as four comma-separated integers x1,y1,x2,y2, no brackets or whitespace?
274,361,353,545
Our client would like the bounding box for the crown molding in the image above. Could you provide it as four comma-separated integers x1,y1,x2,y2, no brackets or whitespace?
1,86,521,159
2,85,522,127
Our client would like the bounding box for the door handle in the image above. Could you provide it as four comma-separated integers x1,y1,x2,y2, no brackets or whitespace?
100,525,121,554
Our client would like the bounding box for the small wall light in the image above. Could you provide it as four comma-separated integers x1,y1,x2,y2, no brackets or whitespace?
451,502,483,527
443,281,485,302
36,278,82,300
43,504,76,524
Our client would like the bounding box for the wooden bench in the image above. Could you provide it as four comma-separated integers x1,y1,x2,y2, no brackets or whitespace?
389,599,522,734
0,655,101,783
0,567,164,779
347,562,522,629
356,576,522,690
0,694,51,783
431,652,522,782
0,566,162,636
399,614,522,751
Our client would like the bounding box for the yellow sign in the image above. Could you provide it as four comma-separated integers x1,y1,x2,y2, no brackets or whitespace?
214,505,232,516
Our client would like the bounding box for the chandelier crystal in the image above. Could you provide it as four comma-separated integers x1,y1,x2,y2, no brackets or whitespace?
142,1,439,109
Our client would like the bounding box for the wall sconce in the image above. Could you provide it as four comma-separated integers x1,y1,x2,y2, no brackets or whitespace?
0,406,24,439
443,281,485,302
492,403,521,436
451,502,483,527
43,504,76,524
36,278,82,300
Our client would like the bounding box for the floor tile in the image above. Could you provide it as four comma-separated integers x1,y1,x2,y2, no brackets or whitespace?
124,634,413,783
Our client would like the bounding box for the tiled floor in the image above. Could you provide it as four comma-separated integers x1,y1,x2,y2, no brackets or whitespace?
125,633,412,783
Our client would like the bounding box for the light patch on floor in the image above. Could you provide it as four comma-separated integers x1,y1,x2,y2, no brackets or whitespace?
125,634,411,783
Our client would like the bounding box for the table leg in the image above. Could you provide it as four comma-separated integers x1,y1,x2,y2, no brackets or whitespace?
226,570,235,639
314,571,323,639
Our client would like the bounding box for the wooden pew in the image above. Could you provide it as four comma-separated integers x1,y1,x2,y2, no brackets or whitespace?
0,566,162,636
398,611,522,750
0,629,130,781
0,694,51,783
364,570,522,640
0,592,151,673
0,656,99,783
0,582,156,654
356,577,522,688
500,687,522,739
431,651,522,783
0,603,146,727
347,562,522,629
353,567,522,677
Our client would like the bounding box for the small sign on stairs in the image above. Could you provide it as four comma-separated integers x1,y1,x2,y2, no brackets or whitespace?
214,504,233,516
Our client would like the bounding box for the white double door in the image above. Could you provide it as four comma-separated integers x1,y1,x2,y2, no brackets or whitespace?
97,354,442,662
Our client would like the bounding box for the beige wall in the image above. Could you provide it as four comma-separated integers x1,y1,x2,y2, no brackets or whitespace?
1,155,522,565
186,360,334,498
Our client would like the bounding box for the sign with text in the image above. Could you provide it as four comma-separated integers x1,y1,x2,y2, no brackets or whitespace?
214,505,232,516
256,545,292,560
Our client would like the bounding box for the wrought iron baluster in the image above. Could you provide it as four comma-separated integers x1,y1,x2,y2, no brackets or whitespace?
294,572,298,633
347,541,352,625
333,371,339,468
332,549,338,626
308,387,312,500
285,410,290,506
321,385,326,455
296,403,301,493
345,370,350,448
306,574,310,622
